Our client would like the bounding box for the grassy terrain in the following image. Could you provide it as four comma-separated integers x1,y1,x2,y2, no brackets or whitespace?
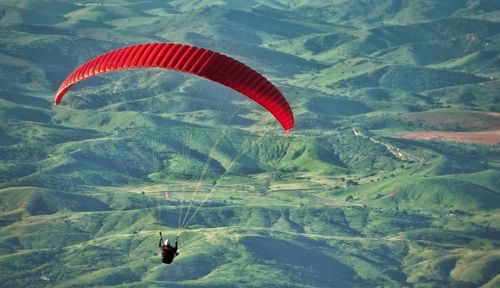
0,0,499,287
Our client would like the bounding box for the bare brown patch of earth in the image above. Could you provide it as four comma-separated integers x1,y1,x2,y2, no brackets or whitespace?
400,130,500,145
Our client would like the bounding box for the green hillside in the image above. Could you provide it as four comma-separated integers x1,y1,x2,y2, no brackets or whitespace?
0,0,499,287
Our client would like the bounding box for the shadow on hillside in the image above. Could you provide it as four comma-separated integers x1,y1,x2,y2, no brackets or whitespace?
240,236,363,287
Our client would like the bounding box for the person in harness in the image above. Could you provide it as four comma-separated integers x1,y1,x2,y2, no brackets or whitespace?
159,232,179,264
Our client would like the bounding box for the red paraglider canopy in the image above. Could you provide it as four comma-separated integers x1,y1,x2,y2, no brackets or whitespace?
54,43,294,132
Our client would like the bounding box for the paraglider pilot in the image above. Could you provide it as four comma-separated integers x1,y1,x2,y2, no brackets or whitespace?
159,232,179,264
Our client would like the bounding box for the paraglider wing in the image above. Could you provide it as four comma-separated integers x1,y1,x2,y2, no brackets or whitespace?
54,43,294,132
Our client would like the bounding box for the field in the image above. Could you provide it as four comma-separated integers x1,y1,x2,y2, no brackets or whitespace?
400,130,499,145
0,1,499,287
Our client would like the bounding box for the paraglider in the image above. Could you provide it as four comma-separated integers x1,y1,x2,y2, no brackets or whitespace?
159,232,179,264
53,43,295,265
54,42,294,132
